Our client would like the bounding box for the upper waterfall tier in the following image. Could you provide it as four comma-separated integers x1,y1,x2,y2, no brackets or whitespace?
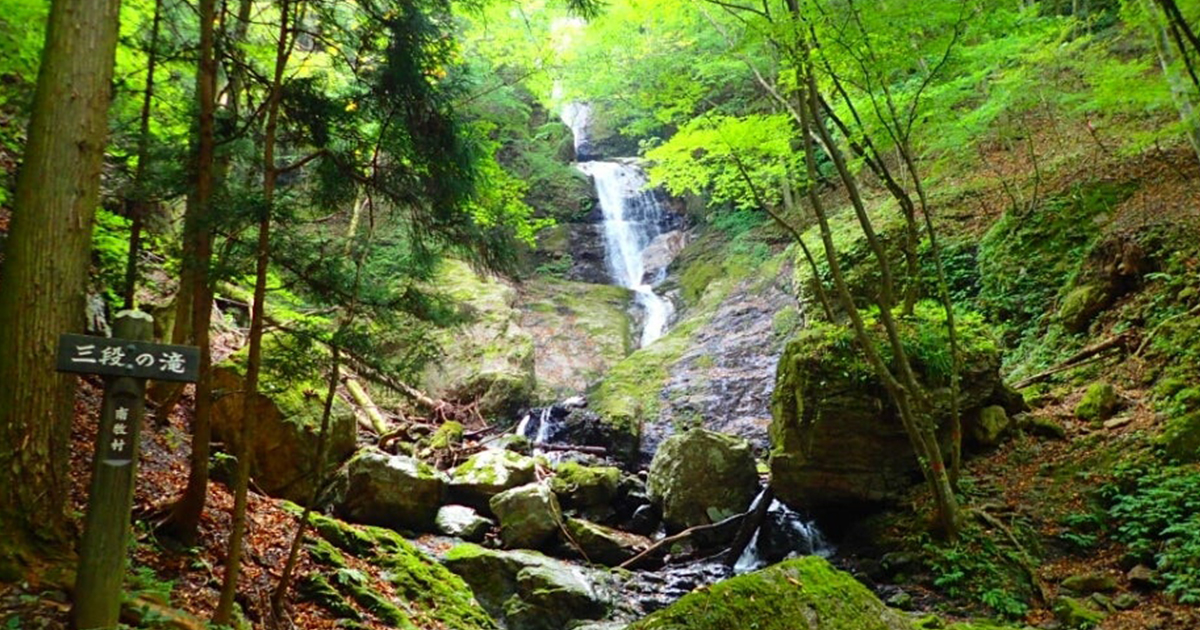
575,160,677,347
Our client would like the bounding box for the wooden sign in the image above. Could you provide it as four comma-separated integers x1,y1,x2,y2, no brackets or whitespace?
64,311,200,630
56,333,199,382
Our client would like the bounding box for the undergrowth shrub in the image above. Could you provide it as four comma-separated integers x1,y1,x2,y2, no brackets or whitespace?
1102,459,1200,603
921,520,1036,619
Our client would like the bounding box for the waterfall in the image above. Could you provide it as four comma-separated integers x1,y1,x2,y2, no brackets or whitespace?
576,161,676,347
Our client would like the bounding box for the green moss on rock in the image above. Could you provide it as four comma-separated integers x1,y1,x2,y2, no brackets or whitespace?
627,556,910,630
549,462,620,510
1075,382,1118,422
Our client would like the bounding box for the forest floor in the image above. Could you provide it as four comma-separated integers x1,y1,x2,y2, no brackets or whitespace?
0,376,402,630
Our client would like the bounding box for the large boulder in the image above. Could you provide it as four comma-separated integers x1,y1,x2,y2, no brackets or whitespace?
490,483,564,549
338,448,445,532
448,450,537,513
770,315,1010,514
211,334,356,505
625,556,911,630
646,429,758,532
564,518,650,566
443,544,608,630
549,462,620,514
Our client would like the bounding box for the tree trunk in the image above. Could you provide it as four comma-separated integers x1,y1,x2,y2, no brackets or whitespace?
0,0,123,569
123,0,164,310
214,0,294,621
160,0,219,547
1142,0,1200,165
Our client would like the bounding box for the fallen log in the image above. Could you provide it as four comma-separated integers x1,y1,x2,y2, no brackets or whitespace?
1013,333,1132,389
344,377,389,435
619,512,746,570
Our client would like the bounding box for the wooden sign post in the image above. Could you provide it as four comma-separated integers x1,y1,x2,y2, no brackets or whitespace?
57,310,199,630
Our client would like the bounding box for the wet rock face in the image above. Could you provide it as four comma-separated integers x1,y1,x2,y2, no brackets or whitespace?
338,448,445,532
642,269,798,463
646,429,759,533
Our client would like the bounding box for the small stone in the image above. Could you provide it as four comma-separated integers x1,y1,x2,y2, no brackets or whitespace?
1089,592,1114,612
435,505,492,542
1053,596,1107,628
1024,416,1067,439
880,551,919,576
885,589,914,610
1062,571,1118,594
1113,593,1139,610
1128,564,1160,589
1103,416,1132,430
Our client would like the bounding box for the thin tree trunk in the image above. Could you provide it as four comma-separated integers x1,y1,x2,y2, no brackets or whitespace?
0,0,123,567
1142,0,1200,164
160,0,219,547
215,0,294,621
123,0,164,310
271,346,340,621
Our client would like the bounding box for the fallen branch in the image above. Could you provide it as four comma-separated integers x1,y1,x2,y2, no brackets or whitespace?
724,487,773,567
973,508,1052,604
1136,303,1200,357
533,443,607,456
1013,333,1132,389
619,512,746,570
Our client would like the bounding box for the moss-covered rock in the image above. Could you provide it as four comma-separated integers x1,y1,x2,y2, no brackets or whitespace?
647,428,758,532
287,503,497,629
564,518,650,566
442,543,607,629
424,259,537,418
211,333,356,505
549,462,620,512
338,448,445,532
296,573,361,621
770,308,1005,511
1058,284,1110,333
1053,596,1107,629
1161,410,1200,462
333,568,415,628
626,556,910,630
968,405,1011,447
1075,382,1119,422
490,482,564,549
448,449,538,513
505,563,608,630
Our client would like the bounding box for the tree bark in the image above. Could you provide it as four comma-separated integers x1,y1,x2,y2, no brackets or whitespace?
214,0,294,621
0,0,123,568
161,0,219,548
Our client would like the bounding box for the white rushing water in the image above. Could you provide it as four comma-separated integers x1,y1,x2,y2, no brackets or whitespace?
575,161,675,347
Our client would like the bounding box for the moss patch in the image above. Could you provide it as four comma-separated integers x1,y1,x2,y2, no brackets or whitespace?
627,556,910,630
